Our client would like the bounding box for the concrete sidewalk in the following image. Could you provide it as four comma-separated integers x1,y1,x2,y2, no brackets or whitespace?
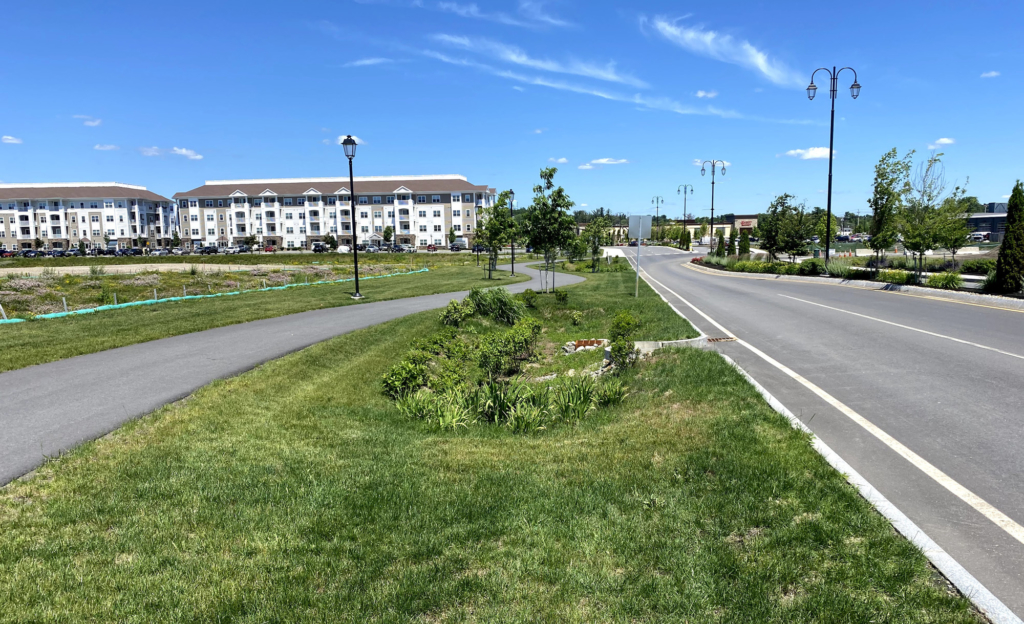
0,263,579,485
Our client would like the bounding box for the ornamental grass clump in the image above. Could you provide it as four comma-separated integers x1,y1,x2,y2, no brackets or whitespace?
878,269,918,285
927,271,964,290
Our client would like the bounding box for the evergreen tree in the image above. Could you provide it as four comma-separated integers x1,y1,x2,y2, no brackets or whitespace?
682,229,691,251
171,231,181,248
715,229,726,257
739,230,750,255
994,181,1024,293
727,228,737,256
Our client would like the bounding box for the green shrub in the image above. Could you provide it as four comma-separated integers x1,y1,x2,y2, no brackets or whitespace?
824,259,854,279
609,311,640,342
771,262,800,275
506,403,549,433
427,358,467,395
595,379,628,406
927,271,964,290
554,290,568,304
849,269,876,281
519,288,538,308
981,270,999,293
430,389,473,431
478,317,542,378
394,390,435,419
799,259,825,276
552,375,597,423
88,265,105,276
467,287,526,325
571,311,583,326
609,338,639,374
961,259,997,275
381,360,428,399
878,269,918,285
439,299,472,327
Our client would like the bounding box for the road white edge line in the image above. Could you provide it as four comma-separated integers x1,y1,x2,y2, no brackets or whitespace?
633,255,1024,624
718,352,1022,624
779,294,1024,361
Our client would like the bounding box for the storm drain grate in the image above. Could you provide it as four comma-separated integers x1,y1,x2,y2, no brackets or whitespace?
707,337,737,343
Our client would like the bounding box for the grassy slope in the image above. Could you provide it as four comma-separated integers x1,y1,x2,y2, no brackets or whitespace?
0,272,978,622
0,266,525,373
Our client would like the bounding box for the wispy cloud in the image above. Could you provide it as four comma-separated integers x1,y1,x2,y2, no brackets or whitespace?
2,135,22,144
336,135,368,145
94,144,119,151
784,147,831,160
644,16,803,87
928,137,955,149
579,157,629,169
74,115,102,127
549,157,568,163
139,146,161,156
436,1,570,28
578,163,594,170
981,71,1000,78
695,90,717,98
692,158,732,167
512,85,525,91
432,34,647,87
171,147,203,160
343,57,394,67
139,146,204,159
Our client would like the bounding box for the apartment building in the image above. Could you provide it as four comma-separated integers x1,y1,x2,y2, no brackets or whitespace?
172,175,494,250
0,183,175,251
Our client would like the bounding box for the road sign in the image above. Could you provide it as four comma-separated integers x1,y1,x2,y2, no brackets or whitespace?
628,215,652,240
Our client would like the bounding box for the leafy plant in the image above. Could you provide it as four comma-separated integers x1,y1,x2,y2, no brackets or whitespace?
467,287,525,325
88,265,106,277
381,360,428,399
609,311,640,342
554,290,568,304
960,259,996,275
431,389,473,431
552,375,597,423
609,338,639,374
799,259,825,276
506,403,549,433
395,390,435,420
824,259,854,279
439,299,473,327
595,379,628,406
478,317,542,378
926,271,964,290
519,288,538,308
877,269,918,285
570,311,583,326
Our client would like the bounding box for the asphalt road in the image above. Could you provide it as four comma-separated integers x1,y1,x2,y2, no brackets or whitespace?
0,263,580,486
624,246,1024,617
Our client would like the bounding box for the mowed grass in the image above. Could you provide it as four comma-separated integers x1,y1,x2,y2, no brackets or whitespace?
0,266,526,373
0,271,980,622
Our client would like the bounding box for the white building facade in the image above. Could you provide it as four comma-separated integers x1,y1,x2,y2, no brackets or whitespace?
0,183,175,251
172,175,494,250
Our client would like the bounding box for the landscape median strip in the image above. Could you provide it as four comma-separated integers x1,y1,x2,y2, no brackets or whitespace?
0,270,983,621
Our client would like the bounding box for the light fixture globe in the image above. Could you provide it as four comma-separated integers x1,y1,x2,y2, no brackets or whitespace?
342,135,357,159
850,81,861,99
720,165,727,176
700,167,707,177
806,82,817,100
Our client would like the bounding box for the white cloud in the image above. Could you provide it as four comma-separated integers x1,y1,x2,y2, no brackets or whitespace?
436,1,571,28
139,146,161,156
590,158,629,165
322,139,331,145
785,147,832,160
580,203,588,207
534,128,544,134
512,85,525,91
343,57,394,67
94,144,119,151
981,71,1000,78
171,147,204,160
549,157,568,163
692,158,732,167
928,137,955,149
336,135,367,145
432,34,647,87
74,115,102,127
645,16,803,87
695,90,718,98
2,135,22,144
578,163,594,170
1003,195,1011,199
517,1,571,27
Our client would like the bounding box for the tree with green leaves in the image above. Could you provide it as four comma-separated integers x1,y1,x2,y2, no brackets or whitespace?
697,223,709,245
523,167,576,291
383,225,394,244
994,181,1024,293
815,212,840,248
448,226,456,245
934,192,972,268
78,240,86,255
868,148,913,269
477,190,517,278
681,228,691,251
243,234,258,249
727,228,737,256
900,153,952,279
760,193,810,262
715,229,727,257
34,237,44,250
171,231,181,248
322,233,338,251
739,230,750,255
581,216,609,272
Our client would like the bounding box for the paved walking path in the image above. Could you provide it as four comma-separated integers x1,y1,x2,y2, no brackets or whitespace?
0,264,580,485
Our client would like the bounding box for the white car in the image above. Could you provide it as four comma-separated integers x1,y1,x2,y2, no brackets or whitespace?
171,247,185,255
337,245,352,253
224,246,241,254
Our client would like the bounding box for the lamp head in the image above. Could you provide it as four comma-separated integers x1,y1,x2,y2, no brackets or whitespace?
700,167,707,177
342,135,357,159
850,81,861,99
806,82,817,101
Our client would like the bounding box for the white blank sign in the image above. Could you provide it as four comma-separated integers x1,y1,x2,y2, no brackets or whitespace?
628,215,652,239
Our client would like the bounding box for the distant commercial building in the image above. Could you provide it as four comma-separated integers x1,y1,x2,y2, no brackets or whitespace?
968,211,1007,243
172,175,494,250
0,183,174,251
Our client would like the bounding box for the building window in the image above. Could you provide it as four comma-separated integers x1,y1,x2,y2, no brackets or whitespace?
207,228,215,235
372,196,381,204
420,239,427,246
206,214,214,222
465,224,472,232
220,228,225,235
298,212,305,220
296,198,306,206
93,229,101,236
433,225,442,232
453,225,461,232
105,215,114,222
387,211,394,218
418,210,426,218
253,199,262,207
417,195,427,203
419,225,427,232
433,210,441,218
308,196,320,203
219,200,225,207
374,225,382,233
218,214,224,221
466,210,471,217
358,197,368,204
327,197,337,205
285,213,293,220
361,225,369,233
103,201,114,209
465,194,473,202
432,195,441,203
189,200,198,208
286,227,294,234
191,215,198,222
386,196,394,203
284,198,293,206
360,211,368,219
453,210,461,217
373,211,382,218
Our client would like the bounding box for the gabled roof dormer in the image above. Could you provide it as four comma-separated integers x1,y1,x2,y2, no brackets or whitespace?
303,187,322,195
259,189,278,196
229,189,248,197
393,185,413,193
334,187,350,194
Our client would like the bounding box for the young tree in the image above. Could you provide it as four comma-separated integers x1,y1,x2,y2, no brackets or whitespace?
581,216,609,272
78,240,86,255
448,226,456,245
727,228,737,256
697,223,709,245
900,154,947,279
243,234,258,249
681,228,691,251
477,190,516,278
171,231,181,248
523,167,576,291
780,203,813,262
934,191,971,268
715,229,727,257
867,148,914,270
759,195,787,261
34,237,44,250
739,230,750,255
994,181,1024,293
383,225,394,244
815,212,840,248
322,233,338,251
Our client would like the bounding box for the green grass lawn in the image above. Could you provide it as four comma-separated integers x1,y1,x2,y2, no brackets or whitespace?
0,266,526,373
0,271,980,622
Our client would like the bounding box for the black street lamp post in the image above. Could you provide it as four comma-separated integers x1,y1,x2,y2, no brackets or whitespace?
508,189,516,277
651,196,664,243
342,135,363,299
807,66,860,263
700,160,727,254
676,184,693,220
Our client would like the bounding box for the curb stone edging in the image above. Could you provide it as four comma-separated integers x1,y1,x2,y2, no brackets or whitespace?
719,352,1022,624
687,263,1024,313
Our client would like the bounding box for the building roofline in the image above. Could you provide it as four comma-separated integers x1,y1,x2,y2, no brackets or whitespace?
202,174,469,185
0,182,149,191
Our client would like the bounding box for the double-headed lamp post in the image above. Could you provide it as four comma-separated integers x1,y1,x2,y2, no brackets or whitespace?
342,135,362,299
807,66,860,263
651,196,664,242
676,184,693,219
508,189,516,276
700,160,727,253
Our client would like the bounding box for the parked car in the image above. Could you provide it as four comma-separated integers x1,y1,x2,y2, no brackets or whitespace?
312,243,328,253
628,240,638,247
171,247,185,255
355,244,366,252
263,245,277,253
449,243,462,252
365,245,380,253
151,248,170,256
237,245,251,253
224,246,241,254
0,249,14,258
402,244,417,253
471,244,488,253
47,249,65,257
337,245,351,253
426,244,437,252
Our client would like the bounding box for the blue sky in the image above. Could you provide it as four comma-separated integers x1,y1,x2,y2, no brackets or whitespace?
1,0,1020,218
